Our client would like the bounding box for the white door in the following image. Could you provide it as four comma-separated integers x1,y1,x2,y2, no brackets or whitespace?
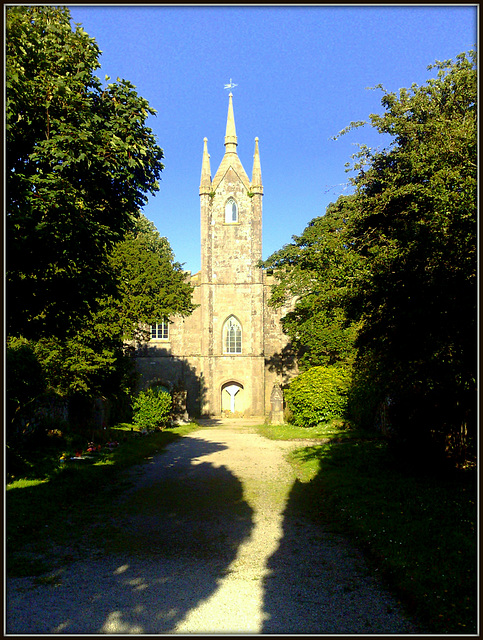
221,382,244,414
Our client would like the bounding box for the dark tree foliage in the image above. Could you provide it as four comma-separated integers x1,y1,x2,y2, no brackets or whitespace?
345,51,477,460
261,195,363,371
6,6,164,339
263,51,476,464
6,337,46,435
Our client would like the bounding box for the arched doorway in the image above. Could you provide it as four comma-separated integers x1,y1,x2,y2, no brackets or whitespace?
221,381,244,416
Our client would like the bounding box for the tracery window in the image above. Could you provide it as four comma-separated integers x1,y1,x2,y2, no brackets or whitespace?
223,315,242,354
150,319,169,340
225,198,238,224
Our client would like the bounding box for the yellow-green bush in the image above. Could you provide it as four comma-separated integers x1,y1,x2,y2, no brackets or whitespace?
285,365,351,427
132,387,172,431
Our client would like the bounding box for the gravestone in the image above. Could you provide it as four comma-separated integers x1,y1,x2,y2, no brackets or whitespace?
270,383,284,424
172,389,189,424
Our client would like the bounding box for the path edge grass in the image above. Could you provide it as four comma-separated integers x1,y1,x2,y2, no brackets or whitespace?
256,421,477,635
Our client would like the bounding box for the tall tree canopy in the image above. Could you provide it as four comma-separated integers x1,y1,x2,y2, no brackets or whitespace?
261,195,363,371
263,51,477,460
6,6,164,339
346,51,477,452
5,8,195,435
109,214,195,343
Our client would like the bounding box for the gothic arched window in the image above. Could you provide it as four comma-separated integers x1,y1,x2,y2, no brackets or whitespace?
223,315,242,354
225,198,238,224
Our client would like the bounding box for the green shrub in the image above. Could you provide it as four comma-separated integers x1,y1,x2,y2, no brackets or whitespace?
285,365,351,427
132,387,172,431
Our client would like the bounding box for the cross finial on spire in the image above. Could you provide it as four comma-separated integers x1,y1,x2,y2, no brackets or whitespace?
224,91,238,152
224,78,238,90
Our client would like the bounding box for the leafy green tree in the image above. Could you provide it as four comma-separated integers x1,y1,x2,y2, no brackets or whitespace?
263,51,476,463
342,51,477,460
28,218,194,424
261,195,363,371
6,7,194,434
6,6,164,340
109,215,195,342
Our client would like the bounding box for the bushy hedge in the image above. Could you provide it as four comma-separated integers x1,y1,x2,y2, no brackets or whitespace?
132,387,172,431
285,365,351,427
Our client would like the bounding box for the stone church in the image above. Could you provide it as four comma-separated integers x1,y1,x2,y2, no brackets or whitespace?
135,93,297,419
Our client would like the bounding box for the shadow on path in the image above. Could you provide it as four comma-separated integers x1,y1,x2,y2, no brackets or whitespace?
6,435,254,634
261,478,418,634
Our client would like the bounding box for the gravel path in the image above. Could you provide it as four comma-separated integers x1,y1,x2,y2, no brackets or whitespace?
6,419,419,634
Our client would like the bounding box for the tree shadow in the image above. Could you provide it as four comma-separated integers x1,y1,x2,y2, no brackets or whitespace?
261,449,420,634
6,436,254,634
264,342,299,386
134,348,208,418
195,417,226,427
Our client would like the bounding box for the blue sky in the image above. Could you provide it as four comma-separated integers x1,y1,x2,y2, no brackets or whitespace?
68,4,477,274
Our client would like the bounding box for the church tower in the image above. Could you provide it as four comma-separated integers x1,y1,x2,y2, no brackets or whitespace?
134,91,295,419
198,92,266,416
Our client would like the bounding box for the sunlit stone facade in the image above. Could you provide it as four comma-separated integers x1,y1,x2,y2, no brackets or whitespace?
135,94,296,418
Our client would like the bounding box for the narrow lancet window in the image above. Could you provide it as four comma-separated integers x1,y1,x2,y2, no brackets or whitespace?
225,198,238,224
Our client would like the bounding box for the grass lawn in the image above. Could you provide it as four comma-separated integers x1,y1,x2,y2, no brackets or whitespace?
256,421,477,635
6,422,200,577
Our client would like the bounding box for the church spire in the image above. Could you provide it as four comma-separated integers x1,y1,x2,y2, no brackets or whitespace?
211,91,250,191
224,92,238,153
251,137,263,194
199,137,212,195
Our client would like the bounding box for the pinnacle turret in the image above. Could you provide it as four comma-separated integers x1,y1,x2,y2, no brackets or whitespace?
251,137,263,194
212,92,249,191
199,137,212,195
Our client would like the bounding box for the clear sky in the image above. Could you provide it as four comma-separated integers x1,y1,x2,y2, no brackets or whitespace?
68,4,477,274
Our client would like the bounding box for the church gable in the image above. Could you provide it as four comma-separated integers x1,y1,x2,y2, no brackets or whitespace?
211,158,250,193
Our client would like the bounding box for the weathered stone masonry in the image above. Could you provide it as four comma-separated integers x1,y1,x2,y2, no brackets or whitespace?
135,93,297,418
